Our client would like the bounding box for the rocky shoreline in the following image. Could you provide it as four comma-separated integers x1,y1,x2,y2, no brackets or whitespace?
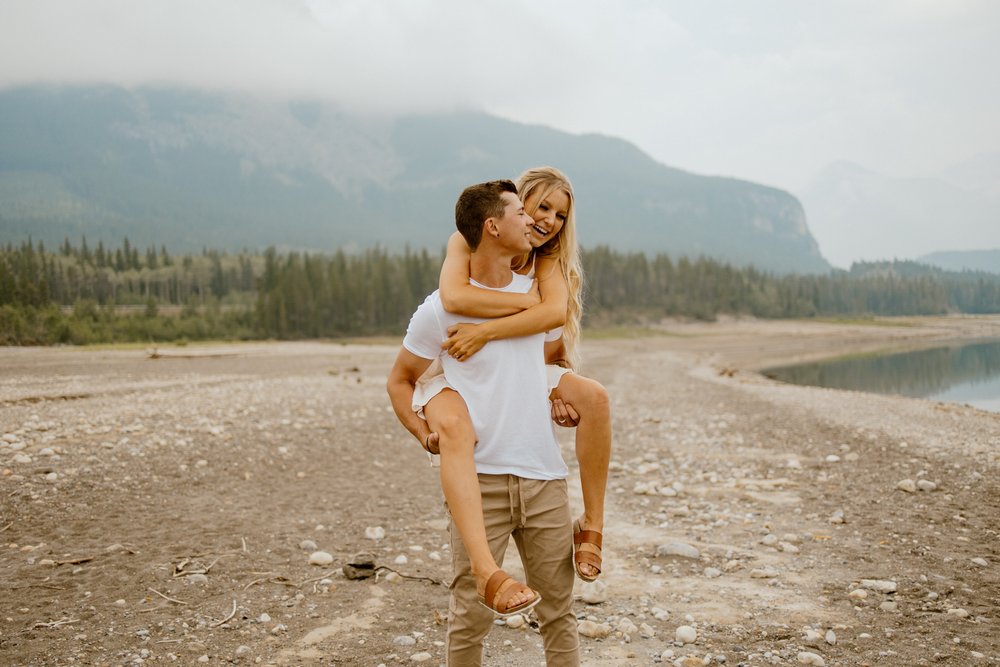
1,317,998,666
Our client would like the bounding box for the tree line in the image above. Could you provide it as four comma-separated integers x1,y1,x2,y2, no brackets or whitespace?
2,237,999,345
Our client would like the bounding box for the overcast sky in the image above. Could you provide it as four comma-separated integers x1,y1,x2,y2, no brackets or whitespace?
2,0,998,264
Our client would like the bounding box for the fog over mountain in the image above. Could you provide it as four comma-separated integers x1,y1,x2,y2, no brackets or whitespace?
0,86,831,274
799,158,1000,269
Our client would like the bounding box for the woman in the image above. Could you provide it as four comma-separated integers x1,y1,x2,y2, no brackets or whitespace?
416,167,610,615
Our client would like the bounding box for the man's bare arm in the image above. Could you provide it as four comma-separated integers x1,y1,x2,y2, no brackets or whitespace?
386,347,435,448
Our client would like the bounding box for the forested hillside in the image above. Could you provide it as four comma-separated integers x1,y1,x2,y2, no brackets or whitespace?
2,239,998,346
0,86,830,274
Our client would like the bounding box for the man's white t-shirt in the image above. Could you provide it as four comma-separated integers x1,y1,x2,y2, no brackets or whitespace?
402,272,568,480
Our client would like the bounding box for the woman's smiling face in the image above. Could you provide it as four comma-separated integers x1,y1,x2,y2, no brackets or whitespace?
524,187,571,248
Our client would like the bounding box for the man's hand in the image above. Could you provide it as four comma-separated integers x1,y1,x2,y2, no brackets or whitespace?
550,396,580,427
423,431,440,455
442,322,491,361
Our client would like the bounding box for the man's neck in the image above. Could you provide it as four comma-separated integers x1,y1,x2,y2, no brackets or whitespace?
469,246,516,288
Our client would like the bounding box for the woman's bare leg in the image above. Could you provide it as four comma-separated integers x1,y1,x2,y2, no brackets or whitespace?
553,373,611,578
424,389,534,607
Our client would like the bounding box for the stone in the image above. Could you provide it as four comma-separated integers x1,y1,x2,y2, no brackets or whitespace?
675,625,697,644
580,580,608,604
410,652,433,663
778,542,800,554
896,479,917,493
946,608,969,618
829,510,845,524
299,539,318,551
848,589,868,600
917,480,937,492
13,454,31,464
761,534,778,546
971,557,989,567
825,630,836,645
505,614,527,629
859,579,897,593
703,567,722,578
879,601,898,612
825,455,841,463
365,526,386,540
652,606,670,621
394,554,408,565
640,622,656,638
796,652,825,666
577,620,612,638
258,613,271,623
309,551,334,566
616,618,638,635
186,573,209,585
750,568,779,579
234,645,252,659
656,542,701,559
393,635,417,646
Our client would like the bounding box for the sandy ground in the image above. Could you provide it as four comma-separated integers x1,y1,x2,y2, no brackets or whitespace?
1,316,998,667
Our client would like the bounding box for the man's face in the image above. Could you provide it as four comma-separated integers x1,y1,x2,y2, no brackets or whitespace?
493,191,534,253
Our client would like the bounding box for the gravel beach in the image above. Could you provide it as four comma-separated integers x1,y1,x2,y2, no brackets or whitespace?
1,316,998,666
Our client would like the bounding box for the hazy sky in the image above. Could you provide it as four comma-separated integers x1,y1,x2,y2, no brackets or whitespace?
2,0,998,263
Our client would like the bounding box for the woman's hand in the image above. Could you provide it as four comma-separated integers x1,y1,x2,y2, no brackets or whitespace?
442,322,493,361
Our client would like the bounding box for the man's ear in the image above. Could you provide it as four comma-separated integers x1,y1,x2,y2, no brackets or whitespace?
484,218,500,239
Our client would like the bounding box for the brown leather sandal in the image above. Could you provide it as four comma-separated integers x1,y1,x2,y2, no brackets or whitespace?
573,520,603,582
479,570,541,618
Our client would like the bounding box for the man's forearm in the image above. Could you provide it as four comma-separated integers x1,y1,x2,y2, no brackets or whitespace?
387,378,431,445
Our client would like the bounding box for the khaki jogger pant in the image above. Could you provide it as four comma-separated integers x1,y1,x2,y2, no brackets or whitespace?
446,474,579,667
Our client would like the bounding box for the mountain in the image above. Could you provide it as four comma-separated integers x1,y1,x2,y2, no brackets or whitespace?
0,85,830,274
799,160,1000,269
918,249,1000,274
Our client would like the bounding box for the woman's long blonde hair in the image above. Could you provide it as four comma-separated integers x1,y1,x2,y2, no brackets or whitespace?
513,166,584,369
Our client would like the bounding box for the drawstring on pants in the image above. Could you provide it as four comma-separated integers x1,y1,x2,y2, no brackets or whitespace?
506,475,527,529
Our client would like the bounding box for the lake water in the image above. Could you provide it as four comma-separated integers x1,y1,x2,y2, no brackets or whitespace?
763,339,1000,413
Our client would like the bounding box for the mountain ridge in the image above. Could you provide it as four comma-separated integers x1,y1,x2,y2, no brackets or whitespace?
0,85,831,273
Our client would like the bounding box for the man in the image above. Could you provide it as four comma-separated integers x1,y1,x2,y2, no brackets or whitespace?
386,180,579,666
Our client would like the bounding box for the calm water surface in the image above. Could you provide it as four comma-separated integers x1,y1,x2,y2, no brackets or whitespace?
764,339,1000,413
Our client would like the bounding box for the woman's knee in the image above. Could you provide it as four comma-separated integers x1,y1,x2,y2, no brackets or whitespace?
435,412,477,447
561,375,610,414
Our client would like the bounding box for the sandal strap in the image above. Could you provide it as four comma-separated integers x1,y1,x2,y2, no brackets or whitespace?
484,570,510,609
574,529,603,549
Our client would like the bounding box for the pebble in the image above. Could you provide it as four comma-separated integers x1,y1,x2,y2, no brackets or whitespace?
675,625,697,644
778,542,800,554
258,613,271,623
393,635,417,646
879,601,898,612
761,534,778,546
825,629,836,645
971,557,989,567
365,526,386,540
579,580,608,604
114,599,127,607
829,510,845,524
651,607,670,621
656,542,701,559
394,554,408,565
197,656,209,663
797,652,825,666
428,551,442,561
234,645,252,659
577,620,612,638
13,454,31,464
309,551,334,566
640,622,656,638
825,455,841,463
505,614,527,629
410,652,432,663
917,479,937,492
703,567,722,578
896,479,917,493
859,579,897,593
946,608,969,618
186,573,209,585
299,539,318,551
617,618,639,635
750,568,779,579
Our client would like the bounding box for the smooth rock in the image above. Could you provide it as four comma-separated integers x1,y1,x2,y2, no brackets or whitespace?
778,542,800,554
829,510,845,524
393,635,417,646
309,551,334,566
365,526,386,540
640,622,656,638
577,620,612,638
13,454,31,464
760,534,778,546
797,652,825,666
750,568,779,579
299,540,318,551
580,579,608,604
616,618,638,635
848,589,868,600
505,614,527,629
825,455,841,463
971,557,989,567
394,554,408,565
656,542,701,559
859,579,897,593
234,645,252,659
896,479,917,493
186,573,209,584
703,567,722,578
675,625,697,644
410,652,432,663
825,630,836,645
946,608,969,618
879,601,898,612
917,480,937,492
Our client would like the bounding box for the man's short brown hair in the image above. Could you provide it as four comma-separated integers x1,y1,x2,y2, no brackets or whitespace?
454,180,518,251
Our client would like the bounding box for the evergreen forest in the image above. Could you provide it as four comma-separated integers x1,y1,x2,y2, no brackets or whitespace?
2,238,1000,346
